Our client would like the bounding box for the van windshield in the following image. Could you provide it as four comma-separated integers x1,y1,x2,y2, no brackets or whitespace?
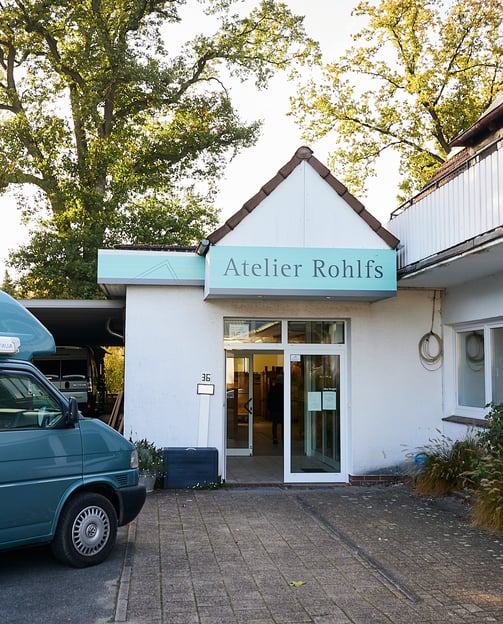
0,372,65,430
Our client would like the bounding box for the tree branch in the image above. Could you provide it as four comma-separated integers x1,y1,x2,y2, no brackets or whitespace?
340,112,445,164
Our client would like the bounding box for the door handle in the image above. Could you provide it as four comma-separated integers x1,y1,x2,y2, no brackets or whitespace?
244,398,252,414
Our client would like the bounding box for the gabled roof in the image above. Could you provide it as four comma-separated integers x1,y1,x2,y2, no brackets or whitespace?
208,146,399,249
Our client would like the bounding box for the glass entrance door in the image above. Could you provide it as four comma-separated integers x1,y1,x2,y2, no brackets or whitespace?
288,353,342,478
226,352,284,457
226,354,253,456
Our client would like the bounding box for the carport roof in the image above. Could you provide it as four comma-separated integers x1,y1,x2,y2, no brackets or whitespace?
21,299,125,347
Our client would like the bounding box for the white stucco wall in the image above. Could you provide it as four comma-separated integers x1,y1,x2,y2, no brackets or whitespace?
123,284,442,480
124,286,225,452
349,289,443,474
443,272,503,325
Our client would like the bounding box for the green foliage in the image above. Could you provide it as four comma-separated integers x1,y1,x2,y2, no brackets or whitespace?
115,191,219,246
471,455,503,532
1,270,18,297
104,347,124,396
192,480,222,490
132,438,164,476
9,204,108,298
468,404,503,530
477,403,503,456
10,191,219,298
0,0,319,297
410,411,503,531
291,0,503,202
413,431,481,497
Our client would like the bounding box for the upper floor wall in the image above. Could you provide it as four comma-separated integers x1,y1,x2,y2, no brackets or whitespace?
387,135,503,271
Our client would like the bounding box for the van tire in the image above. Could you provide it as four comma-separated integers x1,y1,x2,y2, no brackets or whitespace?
51,492,118,567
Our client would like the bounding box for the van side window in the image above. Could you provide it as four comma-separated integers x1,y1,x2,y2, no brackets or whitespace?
0,372,64,430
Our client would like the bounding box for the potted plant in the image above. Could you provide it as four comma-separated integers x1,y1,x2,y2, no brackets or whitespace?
132,438,164,492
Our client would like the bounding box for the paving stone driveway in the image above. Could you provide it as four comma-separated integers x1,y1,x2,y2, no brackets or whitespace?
118,484,503,624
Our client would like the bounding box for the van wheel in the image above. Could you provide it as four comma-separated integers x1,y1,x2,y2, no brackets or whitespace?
51,492,118,567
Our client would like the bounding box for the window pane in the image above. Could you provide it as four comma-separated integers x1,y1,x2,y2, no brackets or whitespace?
61,359,87,380
288,321,345,344
491,328,503,404
457,330,485,407
224,319,281,343
36,359,60,381
290,354,341,473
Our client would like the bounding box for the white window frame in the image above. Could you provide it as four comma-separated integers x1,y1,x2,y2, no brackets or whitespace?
451,319,503,418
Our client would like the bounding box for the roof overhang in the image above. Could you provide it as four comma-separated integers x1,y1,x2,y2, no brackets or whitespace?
397,229,503,288
20,299,125,347
450,95,503,148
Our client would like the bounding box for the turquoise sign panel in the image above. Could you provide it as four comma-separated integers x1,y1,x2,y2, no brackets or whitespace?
98,250,205,285
206,246,397,299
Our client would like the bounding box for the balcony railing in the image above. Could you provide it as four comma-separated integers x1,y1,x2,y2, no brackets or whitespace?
387,138,503,270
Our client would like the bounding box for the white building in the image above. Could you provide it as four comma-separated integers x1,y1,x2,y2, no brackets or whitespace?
387,93,503,440
97,95,502,486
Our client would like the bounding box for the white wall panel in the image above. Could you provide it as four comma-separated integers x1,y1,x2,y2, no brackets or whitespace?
388,145,503,268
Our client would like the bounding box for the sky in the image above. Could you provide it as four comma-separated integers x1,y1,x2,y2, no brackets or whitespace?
0,0,399,278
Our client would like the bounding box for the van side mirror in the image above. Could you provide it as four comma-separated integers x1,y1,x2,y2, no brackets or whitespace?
66,397,80,425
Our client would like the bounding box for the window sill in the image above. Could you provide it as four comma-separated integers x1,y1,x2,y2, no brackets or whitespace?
442,415,488,428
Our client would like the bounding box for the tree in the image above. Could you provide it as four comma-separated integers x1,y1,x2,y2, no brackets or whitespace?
290,0,503,203
1,269,17,296
0,0,319,298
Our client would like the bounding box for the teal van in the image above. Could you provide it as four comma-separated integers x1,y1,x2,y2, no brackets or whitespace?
0,291,145,567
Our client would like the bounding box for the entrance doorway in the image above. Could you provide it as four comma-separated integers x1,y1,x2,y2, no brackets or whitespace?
226,352,284,457
224,320,346,483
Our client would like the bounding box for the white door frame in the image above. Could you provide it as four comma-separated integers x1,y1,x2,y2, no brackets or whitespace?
283,345,348,483
225,352,254,456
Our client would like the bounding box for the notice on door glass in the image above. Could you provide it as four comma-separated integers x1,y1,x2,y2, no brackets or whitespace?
322,391,337,410
307,392,322,411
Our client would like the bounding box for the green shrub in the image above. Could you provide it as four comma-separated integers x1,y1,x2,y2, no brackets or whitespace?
132,438,164,477
471,455,503,532
477,403,503,456
470,404,503,532
407,414,503,532
104,347,124,395
413,431,481,497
